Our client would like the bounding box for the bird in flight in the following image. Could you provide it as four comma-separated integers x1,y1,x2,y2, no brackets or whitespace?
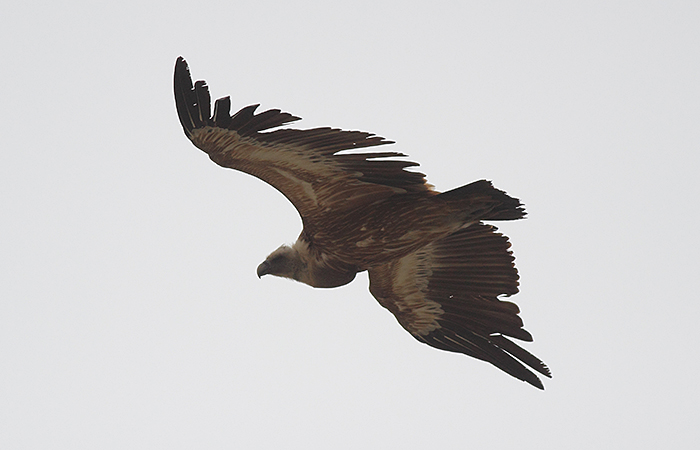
174,57,551,389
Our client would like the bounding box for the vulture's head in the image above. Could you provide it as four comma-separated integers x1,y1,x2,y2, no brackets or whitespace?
256,245,308,282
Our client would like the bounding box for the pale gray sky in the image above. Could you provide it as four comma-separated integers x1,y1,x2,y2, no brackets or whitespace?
2,1,699,448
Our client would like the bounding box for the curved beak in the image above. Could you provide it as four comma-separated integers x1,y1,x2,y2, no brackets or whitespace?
256,261,271,278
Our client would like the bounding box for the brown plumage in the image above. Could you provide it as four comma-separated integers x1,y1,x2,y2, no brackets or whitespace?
174,57,550,388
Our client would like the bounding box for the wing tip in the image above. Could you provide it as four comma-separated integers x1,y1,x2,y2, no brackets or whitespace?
174,57,304,138
416,328,550,389
530,377,545,390
174,56,202,137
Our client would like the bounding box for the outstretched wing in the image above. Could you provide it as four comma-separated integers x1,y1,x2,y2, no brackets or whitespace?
174,57,432,226
368,223,551,389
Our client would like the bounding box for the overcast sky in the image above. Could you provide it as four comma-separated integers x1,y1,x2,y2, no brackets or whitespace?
2,1,699,448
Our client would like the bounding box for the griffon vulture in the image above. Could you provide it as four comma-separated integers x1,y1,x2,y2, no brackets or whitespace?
174,57,551,389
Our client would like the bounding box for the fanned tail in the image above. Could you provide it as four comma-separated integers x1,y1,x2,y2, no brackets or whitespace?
439,179,526,221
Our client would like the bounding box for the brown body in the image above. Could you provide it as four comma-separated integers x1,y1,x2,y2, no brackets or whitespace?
306,193,476,266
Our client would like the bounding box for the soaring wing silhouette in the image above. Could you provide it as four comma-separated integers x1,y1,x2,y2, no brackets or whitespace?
174,57,550,389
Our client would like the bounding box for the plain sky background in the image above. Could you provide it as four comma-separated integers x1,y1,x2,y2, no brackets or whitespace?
2,1,699,448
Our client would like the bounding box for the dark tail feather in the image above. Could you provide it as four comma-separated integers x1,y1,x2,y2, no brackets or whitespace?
439,179,526,221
